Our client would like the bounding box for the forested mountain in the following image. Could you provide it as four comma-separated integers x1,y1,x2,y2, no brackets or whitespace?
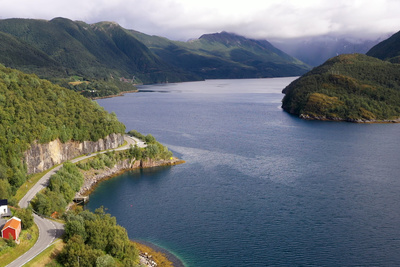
0,64,125,199
131,30,310,78
0,18,311,97
367,30,400,63
281,54,400,122
0,18,200,96
0,31,65,76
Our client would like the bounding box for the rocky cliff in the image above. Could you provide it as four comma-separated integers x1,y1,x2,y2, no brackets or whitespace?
24,133,124,174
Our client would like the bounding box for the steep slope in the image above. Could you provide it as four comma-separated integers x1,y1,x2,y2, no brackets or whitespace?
131,31,311,79
272,35,380,66
0,64,126,197
281,54,400,122
0,18,198,90
367,30,400,63
0,31,65,77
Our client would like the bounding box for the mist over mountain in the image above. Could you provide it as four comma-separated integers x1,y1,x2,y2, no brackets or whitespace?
272,35,386,66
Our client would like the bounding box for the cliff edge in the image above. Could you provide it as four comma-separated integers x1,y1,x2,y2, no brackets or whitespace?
24,133,124,174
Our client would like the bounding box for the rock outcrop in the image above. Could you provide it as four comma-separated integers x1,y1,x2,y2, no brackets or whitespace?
24,133,124,174
76,157,185,197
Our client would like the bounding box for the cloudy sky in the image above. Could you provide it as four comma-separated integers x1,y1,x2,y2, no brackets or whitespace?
0,0,399,41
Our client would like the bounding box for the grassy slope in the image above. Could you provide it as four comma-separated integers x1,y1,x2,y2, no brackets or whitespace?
282,54,400,121
0,223,39,266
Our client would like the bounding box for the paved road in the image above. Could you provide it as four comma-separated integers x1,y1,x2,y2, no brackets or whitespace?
8,135,141,267
18,135,142,209
6,214,64,267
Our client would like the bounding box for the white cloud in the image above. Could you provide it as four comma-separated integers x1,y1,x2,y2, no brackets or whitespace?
0,0,399,41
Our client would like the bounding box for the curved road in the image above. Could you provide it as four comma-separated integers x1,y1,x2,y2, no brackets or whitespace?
7,135,143,267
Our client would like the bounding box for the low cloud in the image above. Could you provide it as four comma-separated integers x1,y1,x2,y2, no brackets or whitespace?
0,0,399,41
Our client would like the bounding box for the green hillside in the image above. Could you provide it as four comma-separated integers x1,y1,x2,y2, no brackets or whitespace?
367,30,400,63
0,18,199,96
0,18,310,95
281,54,400,122
0,64,125,199
131,31,311,79
0,31,65,77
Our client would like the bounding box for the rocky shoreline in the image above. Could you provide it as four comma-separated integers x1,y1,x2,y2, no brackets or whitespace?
135,240,186,267
75,157,185,198
299,113,400,123
71,156,186,266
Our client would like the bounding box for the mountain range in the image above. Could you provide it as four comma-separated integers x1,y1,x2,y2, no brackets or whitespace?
130,30,310,79
0,17,310,97
0,18,196,83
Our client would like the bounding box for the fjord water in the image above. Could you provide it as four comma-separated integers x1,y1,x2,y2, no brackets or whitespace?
91,78,400,266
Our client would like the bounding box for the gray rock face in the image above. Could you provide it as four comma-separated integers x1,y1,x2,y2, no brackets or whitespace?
24,133,124,174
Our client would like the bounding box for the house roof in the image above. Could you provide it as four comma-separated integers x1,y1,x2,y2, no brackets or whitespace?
2,217,21,231
0,199,7,206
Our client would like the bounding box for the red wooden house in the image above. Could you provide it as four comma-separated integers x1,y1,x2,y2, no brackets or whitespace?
1,217,21,241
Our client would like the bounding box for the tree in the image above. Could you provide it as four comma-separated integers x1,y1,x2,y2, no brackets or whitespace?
145,134,156,144
15,208,34,229
65,219,87,241
0,179,12,199
96,255,116,267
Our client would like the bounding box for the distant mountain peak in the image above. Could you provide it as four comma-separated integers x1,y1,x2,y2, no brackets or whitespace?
199,31,247,45
93,21,121,28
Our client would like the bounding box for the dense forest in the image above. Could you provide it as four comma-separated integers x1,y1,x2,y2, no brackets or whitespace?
0,64,125,200
282,54,400,121
60,207,139,266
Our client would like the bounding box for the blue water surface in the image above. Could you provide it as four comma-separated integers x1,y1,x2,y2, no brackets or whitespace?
90,78,400,267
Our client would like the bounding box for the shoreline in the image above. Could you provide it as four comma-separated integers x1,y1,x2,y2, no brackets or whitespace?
90,89,139,100
297,113,400,123
135,240,186,267
75,157,185,198
71,157,186,266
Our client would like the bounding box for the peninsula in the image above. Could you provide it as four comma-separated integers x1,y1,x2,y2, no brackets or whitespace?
281,54,400,122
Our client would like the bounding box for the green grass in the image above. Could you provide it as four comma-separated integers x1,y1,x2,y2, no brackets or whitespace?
24,239,64,267
0,223,39,266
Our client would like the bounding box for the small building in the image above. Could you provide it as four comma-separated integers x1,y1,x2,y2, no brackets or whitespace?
1,217,21,241
0,199,11,218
